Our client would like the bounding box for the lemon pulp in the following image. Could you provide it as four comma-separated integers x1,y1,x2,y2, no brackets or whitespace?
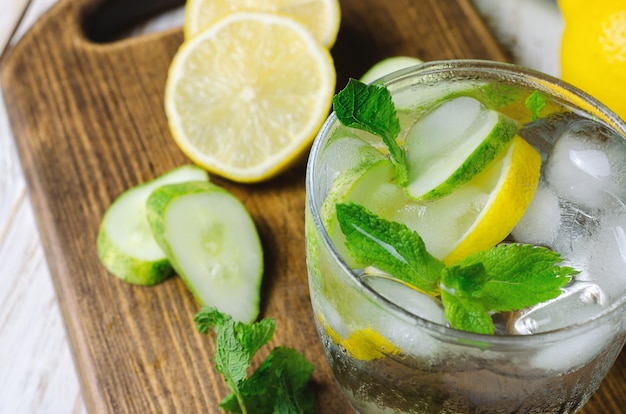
165,12,336,183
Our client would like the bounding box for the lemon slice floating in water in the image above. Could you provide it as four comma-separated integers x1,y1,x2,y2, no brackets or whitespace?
439,135,541,264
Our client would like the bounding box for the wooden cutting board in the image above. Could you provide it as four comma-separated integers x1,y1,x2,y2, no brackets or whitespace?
1,0,624,412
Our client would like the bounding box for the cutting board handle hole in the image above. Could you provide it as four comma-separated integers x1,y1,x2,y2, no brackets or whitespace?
82,0,184,43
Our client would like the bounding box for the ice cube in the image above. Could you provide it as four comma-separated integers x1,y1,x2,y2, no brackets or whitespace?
511,180,560,246
361,272,445,357
362,273,446,325
551,200,599,261
586,211,626,301
318,134,385,198
528,321,614,373
510,281,607,335
544,119,626,211
512,281,615,371
320,135,374,178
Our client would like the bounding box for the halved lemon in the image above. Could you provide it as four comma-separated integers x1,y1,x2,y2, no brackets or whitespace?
165,12,336,183
184,0,341,48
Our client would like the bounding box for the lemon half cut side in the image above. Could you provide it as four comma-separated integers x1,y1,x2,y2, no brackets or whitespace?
165,12,336,183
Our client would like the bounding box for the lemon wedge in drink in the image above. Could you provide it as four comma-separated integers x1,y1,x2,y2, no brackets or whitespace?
340,328,400,361
444,135,541,264
322,321,400,361
184,0,341,48
165,12,336,183
404,96,519,201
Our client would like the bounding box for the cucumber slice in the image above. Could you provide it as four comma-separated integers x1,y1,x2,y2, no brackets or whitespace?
322,156,400,268
97,165,209,285
146,181,263,323
404,96,518,200
360,56,423,85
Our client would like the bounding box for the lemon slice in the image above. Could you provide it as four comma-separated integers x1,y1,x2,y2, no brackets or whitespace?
435,135,542,265
165,12,336,183
389,135,541,264
184,0,341,48
321,319,400,361
339,327,400,361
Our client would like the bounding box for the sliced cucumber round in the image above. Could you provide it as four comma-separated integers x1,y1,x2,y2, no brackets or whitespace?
404,96,518,201
97,165,209,286
322,156,401,268
360,56,423,85
146,181,263,323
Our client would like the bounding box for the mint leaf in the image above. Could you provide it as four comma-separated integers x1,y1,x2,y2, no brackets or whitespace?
440,289,495,335
194,307,315,414
214,318,251,387
195,307,228,334
334,202,579,335
270,348,315,414
336,202,443,294
438,244,575,334
333,79,408,185
440,264,495,334
526,90,546,121
220,347,315,414
441,261,489,298
237,318,275,359
457,244,575,312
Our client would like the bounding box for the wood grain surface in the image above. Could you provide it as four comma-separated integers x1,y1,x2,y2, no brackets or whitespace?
1,0,623,412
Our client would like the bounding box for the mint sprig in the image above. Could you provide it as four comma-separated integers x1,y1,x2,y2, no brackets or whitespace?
333,79,408,186
195,308,315,414
336,202,576,335
336,202,443,294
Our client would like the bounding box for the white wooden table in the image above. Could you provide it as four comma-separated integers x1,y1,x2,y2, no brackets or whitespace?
0,1,561,412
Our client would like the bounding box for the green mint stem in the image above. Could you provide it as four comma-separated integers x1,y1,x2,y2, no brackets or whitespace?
333,79,408,186
234,390,248,414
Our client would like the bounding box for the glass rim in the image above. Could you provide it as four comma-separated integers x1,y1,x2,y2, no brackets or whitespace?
306,58,626,347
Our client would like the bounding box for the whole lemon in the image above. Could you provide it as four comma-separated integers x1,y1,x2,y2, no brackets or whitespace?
559,0,626,120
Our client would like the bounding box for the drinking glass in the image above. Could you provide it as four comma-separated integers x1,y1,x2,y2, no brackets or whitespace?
305,60,626,414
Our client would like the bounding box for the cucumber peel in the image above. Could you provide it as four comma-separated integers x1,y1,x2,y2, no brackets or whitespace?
360,56,423,85
97,165,209,285
323,155,398,268
404,96,518,201
147,181,263,323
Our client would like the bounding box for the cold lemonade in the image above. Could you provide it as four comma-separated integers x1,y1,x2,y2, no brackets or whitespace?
305,61,626,413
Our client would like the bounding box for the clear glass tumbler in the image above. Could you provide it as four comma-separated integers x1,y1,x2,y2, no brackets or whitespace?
305,60,626,414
